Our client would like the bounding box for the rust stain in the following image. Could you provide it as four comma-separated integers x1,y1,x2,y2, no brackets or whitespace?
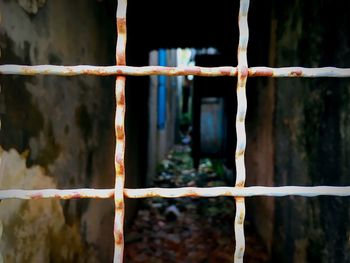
70,193,81,199
117,18,127,35
235,181,245,188
235,197,245,202
21,67,35,75
117,95,126,106
186,190,198,197
239,66,249,78
31,193,43,199
223,190,234,196
220,67,235,76
115,232,123,245
116,127,124,140
290,70,302,77
239,211,245,224
249,68,273,77
185,66,201,75
115,201,124,210
83,69,109,76
235,150,245,158
116,18,127,66
116,163,125,175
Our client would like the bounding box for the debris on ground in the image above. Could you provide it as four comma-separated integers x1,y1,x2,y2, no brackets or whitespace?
125,145,268,262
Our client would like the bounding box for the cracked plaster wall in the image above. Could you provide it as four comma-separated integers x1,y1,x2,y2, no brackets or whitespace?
0,1,128,261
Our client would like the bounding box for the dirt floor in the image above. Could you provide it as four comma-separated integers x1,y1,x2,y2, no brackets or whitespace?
125,145,268,263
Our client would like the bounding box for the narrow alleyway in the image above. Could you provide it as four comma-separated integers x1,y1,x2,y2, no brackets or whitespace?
125,145,268,263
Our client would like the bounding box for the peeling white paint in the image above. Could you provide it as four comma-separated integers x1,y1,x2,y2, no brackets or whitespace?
0,148,98,262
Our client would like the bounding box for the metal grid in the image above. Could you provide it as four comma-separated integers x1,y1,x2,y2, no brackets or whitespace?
1,0,350,262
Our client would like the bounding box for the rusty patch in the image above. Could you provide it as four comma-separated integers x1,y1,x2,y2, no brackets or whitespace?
117,18,126,34
21,67,36,75
70,193,81,199
116,127,124,140
116,163,125,174
290,70,302,77
116,19,127,66
186,189,198,197
239,211,245,224
220,67,235,76
184,66,201,75
235,197,245,203
235,181,245,188
115,201,124,210
235,150,245,158
239,66,249,78
31,193,43,199
249,68,274,77
114,232,124,245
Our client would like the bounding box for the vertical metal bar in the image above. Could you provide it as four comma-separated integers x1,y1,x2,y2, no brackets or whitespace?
114,0,127,262
234,0,249,262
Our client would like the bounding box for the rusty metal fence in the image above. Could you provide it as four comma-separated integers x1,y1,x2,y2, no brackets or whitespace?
1,0,350,262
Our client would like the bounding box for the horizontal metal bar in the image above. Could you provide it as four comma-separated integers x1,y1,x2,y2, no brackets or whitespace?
0,186,349,200
126,186,350,198
0,65,238,76
0,188,115,199
1,65,350,77
250,67,350,77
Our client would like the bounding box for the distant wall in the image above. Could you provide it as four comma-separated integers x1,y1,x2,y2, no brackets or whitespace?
147,50,179,184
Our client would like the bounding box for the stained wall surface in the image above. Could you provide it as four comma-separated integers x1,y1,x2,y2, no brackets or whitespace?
0,1,145,261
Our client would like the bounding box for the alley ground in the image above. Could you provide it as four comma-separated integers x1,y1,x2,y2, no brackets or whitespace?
124,145,268,263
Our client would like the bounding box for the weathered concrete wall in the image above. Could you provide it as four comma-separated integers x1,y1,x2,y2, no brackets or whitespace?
0,148,98,262
244,1,350,261
270,0,350,262
243,0,276,254
0,1,145,261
